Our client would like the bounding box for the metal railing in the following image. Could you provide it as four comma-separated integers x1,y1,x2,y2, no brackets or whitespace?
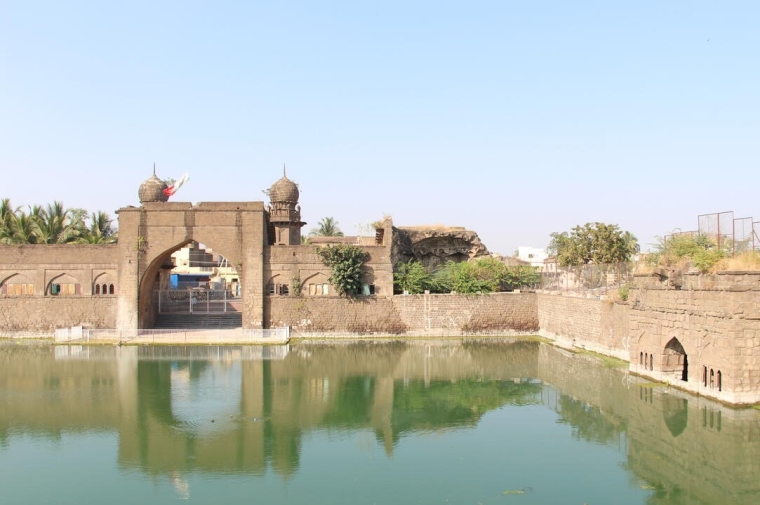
540,262,634,294
54,326,290,345
154,288,240,314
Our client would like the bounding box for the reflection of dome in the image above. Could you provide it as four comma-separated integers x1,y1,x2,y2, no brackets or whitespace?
139,172,169,203
269,174,299,204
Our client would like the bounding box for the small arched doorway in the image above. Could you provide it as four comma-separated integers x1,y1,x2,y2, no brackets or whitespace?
663,337,688,382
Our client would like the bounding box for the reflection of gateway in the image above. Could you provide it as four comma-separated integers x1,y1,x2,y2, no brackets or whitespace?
54,345,290,361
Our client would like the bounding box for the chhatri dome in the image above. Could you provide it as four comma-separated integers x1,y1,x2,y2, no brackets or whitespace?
138,165,169,203
268,166,299,204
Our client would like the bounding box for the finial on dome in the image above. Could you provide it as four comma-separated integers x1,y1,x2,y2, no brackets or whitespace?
283,164,286,177
153,162,156,176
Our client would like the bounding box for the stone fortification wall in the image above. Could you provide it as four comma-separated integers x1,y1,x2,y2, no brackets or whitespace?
537,293,630,360
629,272,760,404
266,297,407,335
266,292,537,336
0,297,117,334
392,292,537,334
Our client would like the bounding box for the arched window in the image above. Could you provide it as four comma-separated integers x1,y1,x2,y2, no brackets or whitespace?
710,369,715,388
94,284,101,295
102,284,107,294
649,353,653,371
703,366,707,387
645,353,648,370
640,352,643,365
109,284,115,294
717,371,722,392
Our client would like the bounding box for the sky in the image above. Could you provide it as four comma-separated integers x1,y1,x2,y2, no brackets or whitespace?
1,1,758,255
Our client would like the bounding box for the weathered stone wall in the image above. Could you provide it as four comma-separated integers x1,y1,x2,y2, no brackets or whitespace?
266,297,407,335
537,293,630,360
267,292,537,336
629,272,760,404
266,244,393,298
392,292,537,334
0,296,117,333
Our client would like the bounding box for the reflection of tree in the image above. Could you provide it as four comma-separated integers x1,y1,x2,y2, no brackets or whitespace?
322,376,376,427
137,361,176,427
556,395,627,444
391,379,541,434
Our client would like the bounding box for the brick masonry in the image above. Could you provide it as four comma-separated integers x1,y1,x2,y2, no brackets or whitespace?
267,292,538,337
537,293,630,360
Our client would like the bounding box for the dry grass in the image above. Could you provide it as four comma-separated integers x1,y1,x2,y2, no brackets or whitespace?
716,251,760,272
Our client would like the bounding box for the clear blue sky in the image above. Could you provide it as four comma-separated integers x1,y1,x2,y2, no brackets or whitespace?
2,1,758,254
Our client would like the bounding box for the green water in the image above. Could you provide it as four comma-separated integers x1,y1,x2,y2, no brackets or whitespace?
1,340,758,505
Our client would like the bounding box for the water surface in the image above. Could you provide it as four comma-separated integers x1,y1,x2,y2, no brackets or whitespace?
1,340,758,505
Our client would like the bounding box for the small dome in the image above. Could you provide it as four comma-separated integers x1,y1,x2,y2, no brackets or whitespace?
139,174,169,203
269,175,299,204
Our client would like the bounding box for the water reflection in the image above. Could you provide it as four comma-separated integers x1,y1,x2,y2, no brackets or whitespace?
1,340,760,504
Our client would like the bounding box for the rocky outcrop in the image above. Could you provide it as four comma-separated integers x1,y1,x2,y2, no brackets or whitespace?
391,226,489,268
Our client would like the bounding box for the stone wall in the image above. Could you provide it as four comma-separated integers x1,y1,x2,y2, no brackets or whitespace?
0,296,117,333
266,292,537,336
392,292,537,334
629,272,760,404
537,293,630,360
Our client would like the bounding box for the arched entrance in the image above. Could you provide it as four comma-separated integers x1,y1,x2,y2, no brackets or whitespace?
139,241,243,329
117,201,267,330
663,337,688,382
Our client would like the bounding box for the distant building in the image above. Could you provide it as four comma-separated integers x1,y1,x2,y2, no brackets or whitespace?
516,247,549,270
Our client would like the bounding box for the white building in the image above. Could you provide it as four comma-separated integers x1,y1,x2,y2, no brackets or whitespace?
516,247,549,270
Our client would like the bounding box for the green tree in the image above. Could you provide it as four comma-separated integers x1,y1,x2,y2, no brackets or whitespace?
548,222,638,267
33,201,79,244
77,211,118,244
648,233,724,273
394,261,433,294
310,216,344,237
316,244,368,297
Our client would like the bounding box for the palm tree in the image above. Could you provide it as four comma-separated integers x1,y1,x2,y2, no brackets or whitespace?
1,209,37,244
33,201,79,244
309,217,344,237
77,211,118,244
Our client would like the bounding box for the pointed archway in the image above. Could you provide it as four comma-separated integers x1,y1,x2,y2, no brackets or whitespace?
663,337,688,382
138,240,242,329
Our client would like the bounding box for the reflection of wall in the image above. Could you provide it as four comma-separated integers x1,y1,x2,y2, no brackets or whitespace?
0,346,137,436
534,344,760,505
4,340,760,505
627,389,760,505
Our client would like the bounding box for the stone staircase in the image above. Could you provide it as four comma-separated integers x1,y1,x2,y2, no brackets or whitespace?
153,313,243,329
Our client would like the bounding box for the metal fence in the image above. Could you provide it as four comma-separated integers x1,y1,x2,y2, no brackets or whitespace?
154,289,239,314
695,211,760,254
540,262,634,294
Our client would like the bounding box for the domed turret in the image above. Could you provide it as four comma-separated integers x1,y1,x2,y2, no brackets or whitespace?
268,174,299,204
138,166,169,203
266,166,305,246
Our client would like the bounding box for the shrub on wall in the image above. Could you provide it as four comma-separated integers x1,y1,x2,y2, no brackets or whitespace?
316,244,368,297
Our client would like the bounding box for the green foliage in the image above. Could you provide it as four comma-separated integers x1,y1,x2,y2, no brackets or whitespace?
0,199,117,245
316,244,368,297
433,258,539,294
310,216,344,237
548,222,639,267
648,233,725,273
394,260,432,294
618,283,630,301
502,264,541,290
291,276,303,297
